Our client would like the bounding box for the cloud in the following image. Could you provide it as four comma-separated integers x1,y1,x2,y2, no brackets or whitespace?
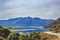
0,0,60,20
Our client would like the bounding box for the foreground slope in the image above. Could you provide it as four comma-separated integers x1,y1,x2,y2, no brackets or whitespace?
45,18,60,33
0,26,60,40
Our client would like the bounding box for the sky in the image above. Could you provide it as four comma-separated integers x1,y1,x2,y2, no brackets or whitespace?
0,0,60,20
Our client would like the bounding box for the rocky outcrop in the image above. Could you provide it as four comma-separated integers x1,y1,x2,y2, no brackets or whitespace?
45,18,60,33
0,26,20,40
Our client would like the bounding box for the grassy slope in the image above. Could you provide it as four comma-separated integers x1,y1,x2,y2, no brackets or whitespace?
44,18,60,33
0,26,60,40
1,26,26,30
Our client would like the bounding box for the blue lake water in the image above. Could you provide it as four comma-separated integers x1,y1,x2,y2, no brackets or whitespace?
13,27,49,34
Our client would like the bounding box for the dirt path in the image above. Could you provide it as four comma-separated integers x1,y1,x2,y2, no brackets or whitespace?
44,32,60,40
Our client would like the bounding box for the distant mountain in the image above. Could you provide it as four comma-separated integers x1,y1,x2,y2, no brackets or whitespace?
0,17,54,28
45,18,60,33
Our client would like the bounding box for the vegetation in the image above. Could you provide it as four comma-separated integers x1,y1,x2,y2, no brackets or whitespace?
0,26,59,40
1,26,28,30
45,18,60,33
0,18,60,40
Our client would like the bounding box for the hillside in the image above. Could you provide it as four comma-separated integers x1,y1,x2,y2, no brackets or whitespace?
0,26,59,40
0,17,54,28
45,18,60,33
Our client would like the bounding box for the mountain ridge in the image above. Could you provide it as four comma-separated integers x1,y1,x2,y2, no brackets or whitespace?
0,17,54,28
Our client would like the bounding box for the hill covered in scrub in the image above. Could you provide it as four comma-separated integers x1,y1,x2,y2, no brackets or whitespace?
45,18,60,33
0,26,59,40
0,17,54,28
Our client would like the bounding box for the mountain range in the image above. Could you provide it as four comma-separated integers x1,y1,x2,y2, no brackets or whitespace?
0,17,54,28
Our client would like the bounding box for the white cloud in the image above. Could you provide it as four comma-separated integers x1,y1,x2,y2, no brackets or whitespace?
0,0,60,20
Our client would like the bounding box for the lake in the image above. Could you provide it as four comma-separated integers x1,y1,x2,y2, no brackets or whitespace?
13,27,50,34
